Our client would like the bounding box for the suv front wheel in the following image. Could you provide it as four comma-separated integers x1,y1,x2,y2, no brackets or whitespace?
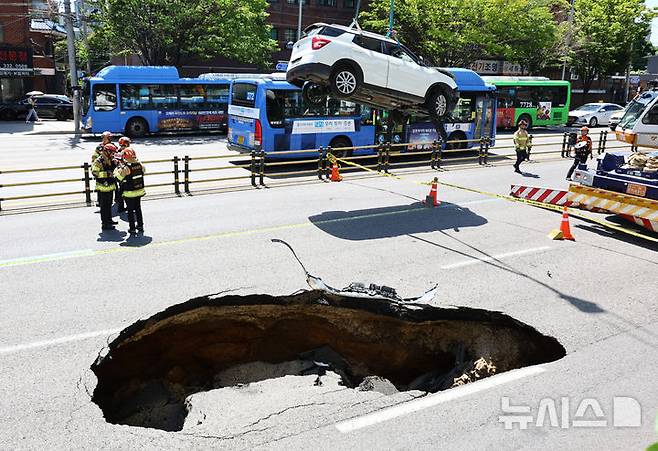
330,66,360,99
427,88,451,120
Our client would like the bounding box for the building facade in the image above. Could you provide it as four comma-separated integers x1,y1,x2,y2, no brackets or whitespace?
0,0,65,104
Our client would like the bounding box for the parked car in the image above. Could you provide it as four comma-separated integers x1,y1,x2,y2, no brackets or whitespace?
567,102,623,127
286,23,459,120
0,94,73,121
608,108,627,130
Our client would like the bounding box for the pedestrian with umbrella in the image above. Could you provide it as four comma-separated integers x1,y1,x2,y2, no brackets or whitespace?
24,91,43,124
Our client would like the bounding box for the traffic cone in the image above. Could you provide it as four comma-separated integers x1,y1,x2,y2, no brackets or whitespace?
548,206,575,241
559,206,575,241
424,177,439,207
330,162,342,182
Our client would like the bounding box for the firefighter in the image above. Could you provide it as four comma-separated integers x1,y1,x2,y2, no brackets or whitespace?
114,136,132,213
92,131,114,206
114,147,146,234
92,143,118,230
566,126,593,180
513,120,530,173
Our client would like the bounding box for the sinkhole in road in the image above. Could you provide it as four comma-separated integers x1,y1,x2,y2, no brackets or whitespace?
91,289,565,432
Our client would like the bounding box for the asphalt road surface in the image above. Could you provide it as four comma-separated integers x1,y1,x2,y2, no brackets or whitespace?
1,130,657,450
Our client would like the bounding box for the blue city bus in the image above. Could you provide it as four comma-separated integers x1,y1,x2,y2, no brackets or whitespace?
405,68,497,150
227,73,376,158
227,69,496,157
81,66,231,137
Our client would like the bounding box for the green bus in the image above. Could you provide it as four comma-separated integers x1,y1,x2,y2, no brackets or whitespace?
482,76,571,129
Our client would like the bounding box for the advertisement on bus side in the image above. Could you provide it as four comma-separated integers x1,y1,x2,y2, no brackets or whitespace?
157,109,226,131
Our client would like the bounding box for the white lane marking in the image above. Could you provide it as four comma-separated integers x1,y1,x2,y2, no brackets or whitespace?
0,328,122,356
0,249,95,267
335,366,545,433
440,246,552,270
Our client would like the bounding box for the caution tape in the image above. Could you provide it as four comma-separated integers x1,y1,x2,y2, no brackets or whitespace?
332,154,658,244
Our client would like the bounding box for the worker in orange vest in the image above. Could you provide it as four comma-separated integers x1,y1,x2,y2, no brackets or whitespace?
566,126,593,181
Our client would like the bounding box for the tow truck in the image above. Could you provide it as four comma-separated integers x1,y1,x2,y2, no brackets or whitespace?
511,81,658,234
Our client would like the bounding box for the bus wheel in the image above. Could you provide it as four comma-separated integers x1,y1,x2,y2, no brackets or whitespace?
329,137,352,159
517,114,532,130
126,118,149,138
302,82,327,106
445,131,467,150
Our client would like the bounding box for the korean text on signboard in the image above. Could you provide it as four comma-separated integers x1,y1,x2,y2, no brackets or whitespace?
0,47,34,77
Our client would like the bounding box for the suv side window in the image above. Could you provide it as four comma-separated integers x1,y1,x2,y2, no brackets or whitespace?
354,35,383,53
384,42,416,63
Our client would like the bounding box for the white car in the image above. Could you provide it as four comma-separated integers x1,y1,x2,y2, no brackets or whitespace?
286,23,459,120
608,108,626,130
567,102,623,127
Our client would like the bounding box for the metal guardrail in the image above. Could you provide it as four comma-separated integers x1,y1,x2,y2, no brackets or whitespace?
0,131,632,211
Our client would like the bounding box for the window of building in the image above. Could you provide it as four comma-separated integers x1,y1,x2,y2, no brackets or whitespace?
344,0,354,7
286,0,309,4
93,84,117,112
317,0,336,6
271,28,279,41
0,24,4,42
0,78,24,103
284,28,297,43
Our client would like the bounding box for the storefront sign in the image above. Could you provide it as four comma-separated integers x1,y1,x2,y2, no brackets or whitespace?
469,60,523,75
0,46,34,77
157,110,226,131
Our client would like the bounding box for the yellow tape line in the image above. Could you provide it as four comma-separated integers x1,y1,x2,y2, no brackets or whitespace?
333,155,658,243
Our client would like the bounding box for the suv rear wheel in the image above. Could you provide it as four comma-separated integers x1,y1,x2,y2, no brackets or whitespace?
330,66,360,98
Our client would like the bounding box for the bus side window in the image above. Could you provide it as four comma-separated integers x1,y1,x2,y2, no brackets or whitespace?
94,84,117,112
641,103,658,125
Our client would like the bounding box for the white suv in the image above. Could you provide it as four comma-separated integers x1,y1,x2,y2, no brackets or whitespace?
286,23,459,120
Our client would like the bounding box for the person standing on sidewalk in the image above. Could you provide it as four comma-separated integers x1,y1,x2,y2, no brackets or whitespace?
92,143,118,230
513,120,530,173
114,147,146,234
566,126,593,180
114,136,133,213
25,96,40,123
91,131,114,207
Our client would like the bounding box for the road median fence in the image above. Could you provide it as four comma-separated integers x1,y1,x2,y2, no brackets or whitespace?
0,130,630,212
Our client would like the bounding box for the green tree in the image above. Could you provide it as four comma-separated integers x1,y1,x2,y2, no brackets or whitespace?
569,0,655,98
360,0,565,73
94,0,277,67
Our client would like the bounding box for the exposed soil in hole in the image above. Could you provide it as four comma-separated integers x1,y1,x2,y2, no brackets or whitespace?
91,290,565,431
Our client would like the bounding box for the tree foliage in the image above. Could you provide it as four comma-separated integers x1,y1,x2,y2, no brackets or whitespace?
93,0,277,67
360,0,566,73
568,0,655,95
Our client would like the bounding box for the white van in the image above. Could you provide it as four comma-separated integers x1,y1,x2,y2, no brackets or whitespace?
615,85,658,150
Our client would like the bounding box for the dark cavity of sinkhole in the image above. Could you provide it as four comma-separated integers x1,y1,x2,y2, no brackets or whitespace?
91,286,565,431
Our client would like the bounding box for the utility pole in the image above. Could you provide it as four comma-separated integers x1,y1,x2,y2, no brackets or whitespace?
76,0,92,75
297,0,303,41
561,0,575,80
63,0,80,134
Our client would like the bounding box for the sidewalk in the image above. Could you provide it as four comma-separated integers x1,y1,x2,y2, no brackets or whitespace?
0,120,74,136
